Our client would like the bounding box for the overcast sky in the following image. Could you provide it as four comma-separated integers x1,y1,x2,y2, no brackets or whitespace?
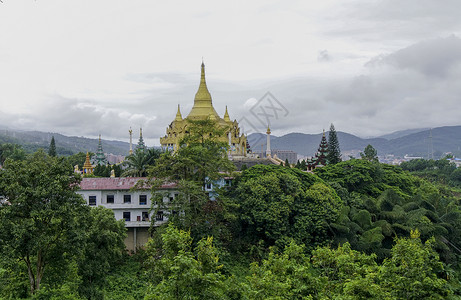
1,0,461,146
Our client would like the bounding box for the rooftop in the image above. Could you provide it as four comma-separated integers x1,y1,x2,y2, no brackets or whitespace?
79,177,176,190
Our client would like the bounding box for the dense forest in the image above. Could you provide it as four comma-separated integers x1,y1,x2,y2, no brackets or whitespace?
1,125,461,299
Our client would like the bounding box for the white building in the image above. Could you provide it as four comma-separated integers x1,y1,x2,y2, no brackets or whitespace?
78,177,177,252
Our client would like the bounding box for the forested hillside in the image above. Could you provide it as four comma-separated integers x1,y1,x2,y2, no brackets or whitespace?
1,134,461,298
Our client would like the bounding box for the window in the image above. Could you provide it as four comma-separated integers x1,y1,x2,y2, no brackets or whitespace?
123,212,131,221
156,211,164,221
106,195,114,204
206,183,212,190
123,195,131,204
89,196,96,206
139,195,147,205
142,211,149,221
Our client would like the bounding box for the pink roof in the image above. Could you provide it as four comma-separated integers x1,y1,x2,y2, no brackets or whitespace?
79,177,176,190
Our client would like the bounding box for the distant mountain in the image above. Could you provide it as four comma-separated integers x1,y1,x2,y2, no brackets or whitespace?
376,128,429,140
0,129,130,156
248,125,461,158
3,125,461,159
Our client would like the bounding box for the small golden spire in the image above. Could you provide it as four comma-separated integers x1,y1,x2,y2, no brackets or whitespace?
223,105,231,122
83,152,94,174
175,104,183,121
266,125,271,135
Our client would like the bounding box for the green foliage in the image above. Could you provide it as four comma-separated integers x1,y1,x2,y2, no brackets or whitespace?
231,164,341,251
327,123,342,165
77,207,127,299
379,236,452,299
123,148,161,177
361,144,378,162
0,150,85,295
103,254,148,300
400,158,461,187
0,151,127,298
145,224,226,299
0,143,26,165
48,136,57,157
245,241,320,299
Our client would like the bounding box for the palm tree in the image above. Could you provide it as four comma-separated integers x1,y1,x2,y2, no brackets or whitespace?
122,148,161,177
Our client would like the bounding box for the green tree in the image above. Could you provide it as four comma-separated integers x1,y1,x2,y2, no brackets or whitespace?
48,136,57,157
149,119,235,241
361,144,378,162
0,143,26,165
312,242,389,299
245,241,322,299
122,148,160,177
77,207,126,299
378,233,452,299
0,151,85,295
327,123,342,164
231,165,341,251
144,224,226,299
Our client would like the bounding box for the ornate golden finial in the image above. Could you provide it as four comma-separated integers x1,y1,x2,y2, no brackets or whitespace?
322,129,326,137
194,61,212,103
175,104,183,121
266,125,271,135
140,127,143,138
224,105,231,122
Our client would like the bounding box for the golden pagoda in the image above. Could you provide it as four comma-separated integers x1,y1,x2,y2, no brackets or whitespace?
82,152,94,175
160,62,247,156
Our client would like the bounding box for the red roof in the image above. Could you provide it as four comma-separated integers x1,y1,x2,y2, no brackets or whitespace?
79,177,176,190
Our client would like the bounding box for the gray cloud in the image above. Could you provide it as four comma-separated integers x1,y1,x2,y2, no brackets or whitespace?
367,35,461,77
326,0,461,41
318,50,331,62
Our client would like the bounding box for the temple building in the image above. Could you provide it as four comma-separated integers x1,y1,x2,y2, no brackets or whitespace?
160,62,247,157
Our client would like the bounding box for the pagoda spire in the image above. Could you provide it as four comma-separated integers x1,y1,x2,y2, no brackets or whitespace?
195,62,212,103
175,104,183,121
223,106,231,122
137,127,146,152
187,61,220,120
94,134,108,166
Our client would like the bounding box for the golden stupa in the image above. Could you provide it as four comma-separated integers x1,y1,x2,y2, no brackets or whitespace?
160,62,247,156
